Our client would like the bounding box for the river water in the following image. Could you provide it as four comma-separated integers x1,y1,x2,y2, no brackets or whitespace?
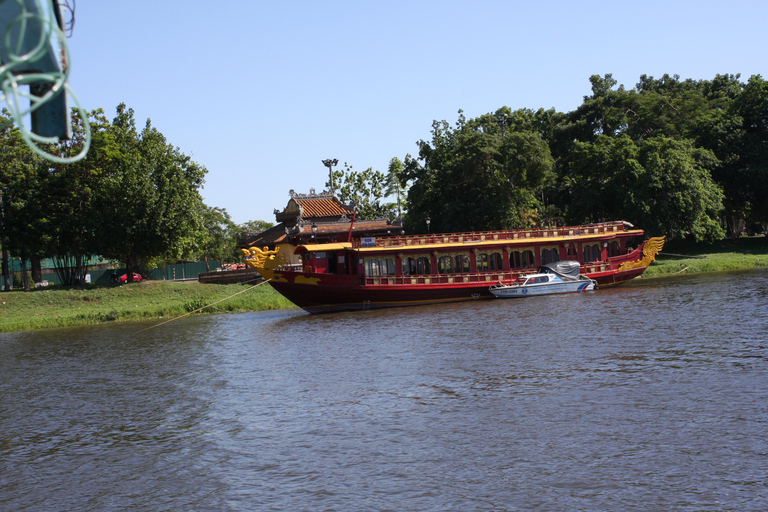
1,270,767,511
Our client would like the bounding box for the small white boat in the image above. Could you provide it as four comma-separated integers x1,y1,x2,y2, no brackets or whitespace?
489,261,597,299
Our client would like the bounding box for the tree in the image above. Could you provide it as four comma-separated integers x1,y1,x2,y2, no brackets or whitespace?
403,110,554,233
0,112,42,289
385,157,407,222
42,109,117,285
95,104,207,280
198,206,238,269
730,75,768,227
564,134,724,241
326,163,393,220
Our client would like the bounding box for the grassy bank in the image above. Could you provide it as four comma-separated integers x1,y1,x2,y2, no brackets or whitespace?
0,280,297,333
644,236,768,277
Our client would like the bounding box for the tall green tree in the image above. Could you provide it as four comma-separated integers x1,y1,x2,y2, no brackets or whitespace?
327,163,393,220
95,104,207,280
564,134,724,241
385,157,406,222
198,206,237,269
42,109,117,285
403,110,554,233
0,112,42,289
730,75,768,227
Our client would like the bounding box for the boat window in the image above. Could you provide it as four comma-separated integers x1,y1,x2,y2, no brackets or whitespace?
489,252,503,271
583,244,601,263
438,255,453,274
477,253,488,272
454,254,470,273
416,256,431,275
478,253,503,272
541,248,559,265
403,256,431,275
366,258,396,276
609,241,620,257
365,259,380,276
510,250,535,269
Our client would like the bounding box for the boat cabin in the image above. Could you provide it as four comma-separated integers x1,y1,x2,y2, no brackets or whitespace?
293,221,642,284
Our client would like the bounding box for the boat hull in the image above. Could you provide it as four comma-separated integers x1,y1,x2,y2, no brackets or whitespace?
262,268,496,313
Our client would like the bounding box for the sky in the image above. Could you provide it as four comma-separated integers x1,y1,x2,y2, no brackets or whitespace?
53,0,768,225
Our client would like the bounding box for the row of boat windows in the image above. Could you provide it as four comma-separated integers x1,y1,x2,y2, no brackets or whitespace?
362,243,621,277
365,250,568,277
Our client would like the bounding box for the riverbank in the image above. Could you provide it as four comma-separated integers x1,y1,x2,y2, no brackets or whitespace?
1,237,765,333
643,236,768,277
0,280,297,333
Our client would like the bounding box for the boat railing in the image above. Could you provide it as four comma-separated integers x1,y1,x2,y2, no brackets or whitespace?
363,271,517,286
352,221,627,248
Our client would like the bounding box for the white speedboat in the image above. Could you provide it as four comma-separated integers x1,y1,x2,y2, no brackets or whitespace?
489,261,597,299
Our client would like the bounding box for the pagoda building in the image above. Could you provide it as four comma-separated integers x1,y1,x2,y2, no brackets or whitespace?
241,188,401,267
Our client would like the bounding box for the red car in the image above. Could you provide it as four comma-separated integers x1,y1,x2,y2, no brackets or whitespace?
118,272,143,283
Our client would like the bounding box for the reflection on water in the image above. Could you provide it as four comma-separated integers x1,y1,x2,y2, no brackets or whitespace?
1,270,767,511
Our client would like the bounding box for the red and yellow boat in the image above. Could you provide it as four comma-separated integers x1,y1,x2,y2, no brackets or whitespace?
243,220,665,314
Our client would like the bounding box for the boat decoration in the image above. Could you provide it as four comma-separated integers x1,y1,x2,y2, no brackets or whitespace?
242,220,665,314
489,261,597,298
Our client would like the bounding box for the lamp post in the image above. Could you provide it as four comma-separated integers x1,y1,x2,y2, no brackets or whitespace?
495,112,509,137
426,215,431,233
322,158,339,194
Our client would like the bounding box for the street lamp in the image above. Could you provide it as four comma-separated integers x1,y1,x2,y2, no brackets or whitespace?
426,215,431,233
495,112,509,136
322,158,339,194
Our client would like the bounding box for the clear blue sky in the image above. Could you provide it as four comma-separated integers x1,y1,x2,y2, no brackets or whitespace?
63,0,766,225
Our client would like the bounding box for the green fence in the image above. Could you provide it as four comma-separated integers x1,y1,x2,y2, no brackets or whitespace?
0,261,220,289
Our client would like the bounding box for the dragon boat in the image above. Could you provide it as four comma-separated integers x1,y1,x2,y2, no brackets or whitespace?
242,220,665,314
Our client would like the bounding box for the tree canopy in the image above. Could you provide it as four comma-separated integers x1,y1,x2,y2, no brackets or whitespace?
403,109,554,233
399,73,767,241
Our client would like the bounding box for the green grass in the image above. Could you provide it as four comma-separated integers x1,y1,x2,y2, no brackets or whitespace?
0,280,297,333
644,236,768,277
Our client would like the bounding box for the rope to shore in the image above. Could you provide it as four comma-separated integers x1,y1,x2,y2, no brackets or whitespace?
137,278,272,333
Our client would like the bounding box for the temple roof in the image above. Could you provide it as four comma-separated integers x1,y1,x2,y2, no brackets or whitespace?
274,190,355,225
294,196,353,218
242,219,397,247
240,188,396,248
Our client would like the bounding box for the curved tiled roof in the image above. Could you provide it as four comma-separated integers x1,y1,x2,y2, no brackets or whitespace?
295,197,353,218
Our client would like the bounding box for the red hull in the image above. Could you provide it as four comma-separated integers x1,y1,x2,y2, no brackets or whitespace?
268,272,498,313
262,263,651,314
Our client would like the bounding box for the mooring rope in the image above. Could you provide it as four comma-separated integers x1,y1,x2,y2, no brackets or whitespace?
137,278,271,333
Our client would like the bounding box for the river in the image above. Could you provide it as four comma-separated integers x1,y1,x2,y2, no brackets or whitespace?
1,269,767,511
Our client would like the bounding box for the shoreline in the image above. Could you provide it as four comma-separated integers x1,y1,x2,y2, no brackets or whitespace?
1,238,765,333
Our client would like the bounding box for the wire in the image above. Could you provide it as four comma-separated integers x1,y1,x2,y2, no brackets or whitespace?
136,278,273,333
0,0,90,163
